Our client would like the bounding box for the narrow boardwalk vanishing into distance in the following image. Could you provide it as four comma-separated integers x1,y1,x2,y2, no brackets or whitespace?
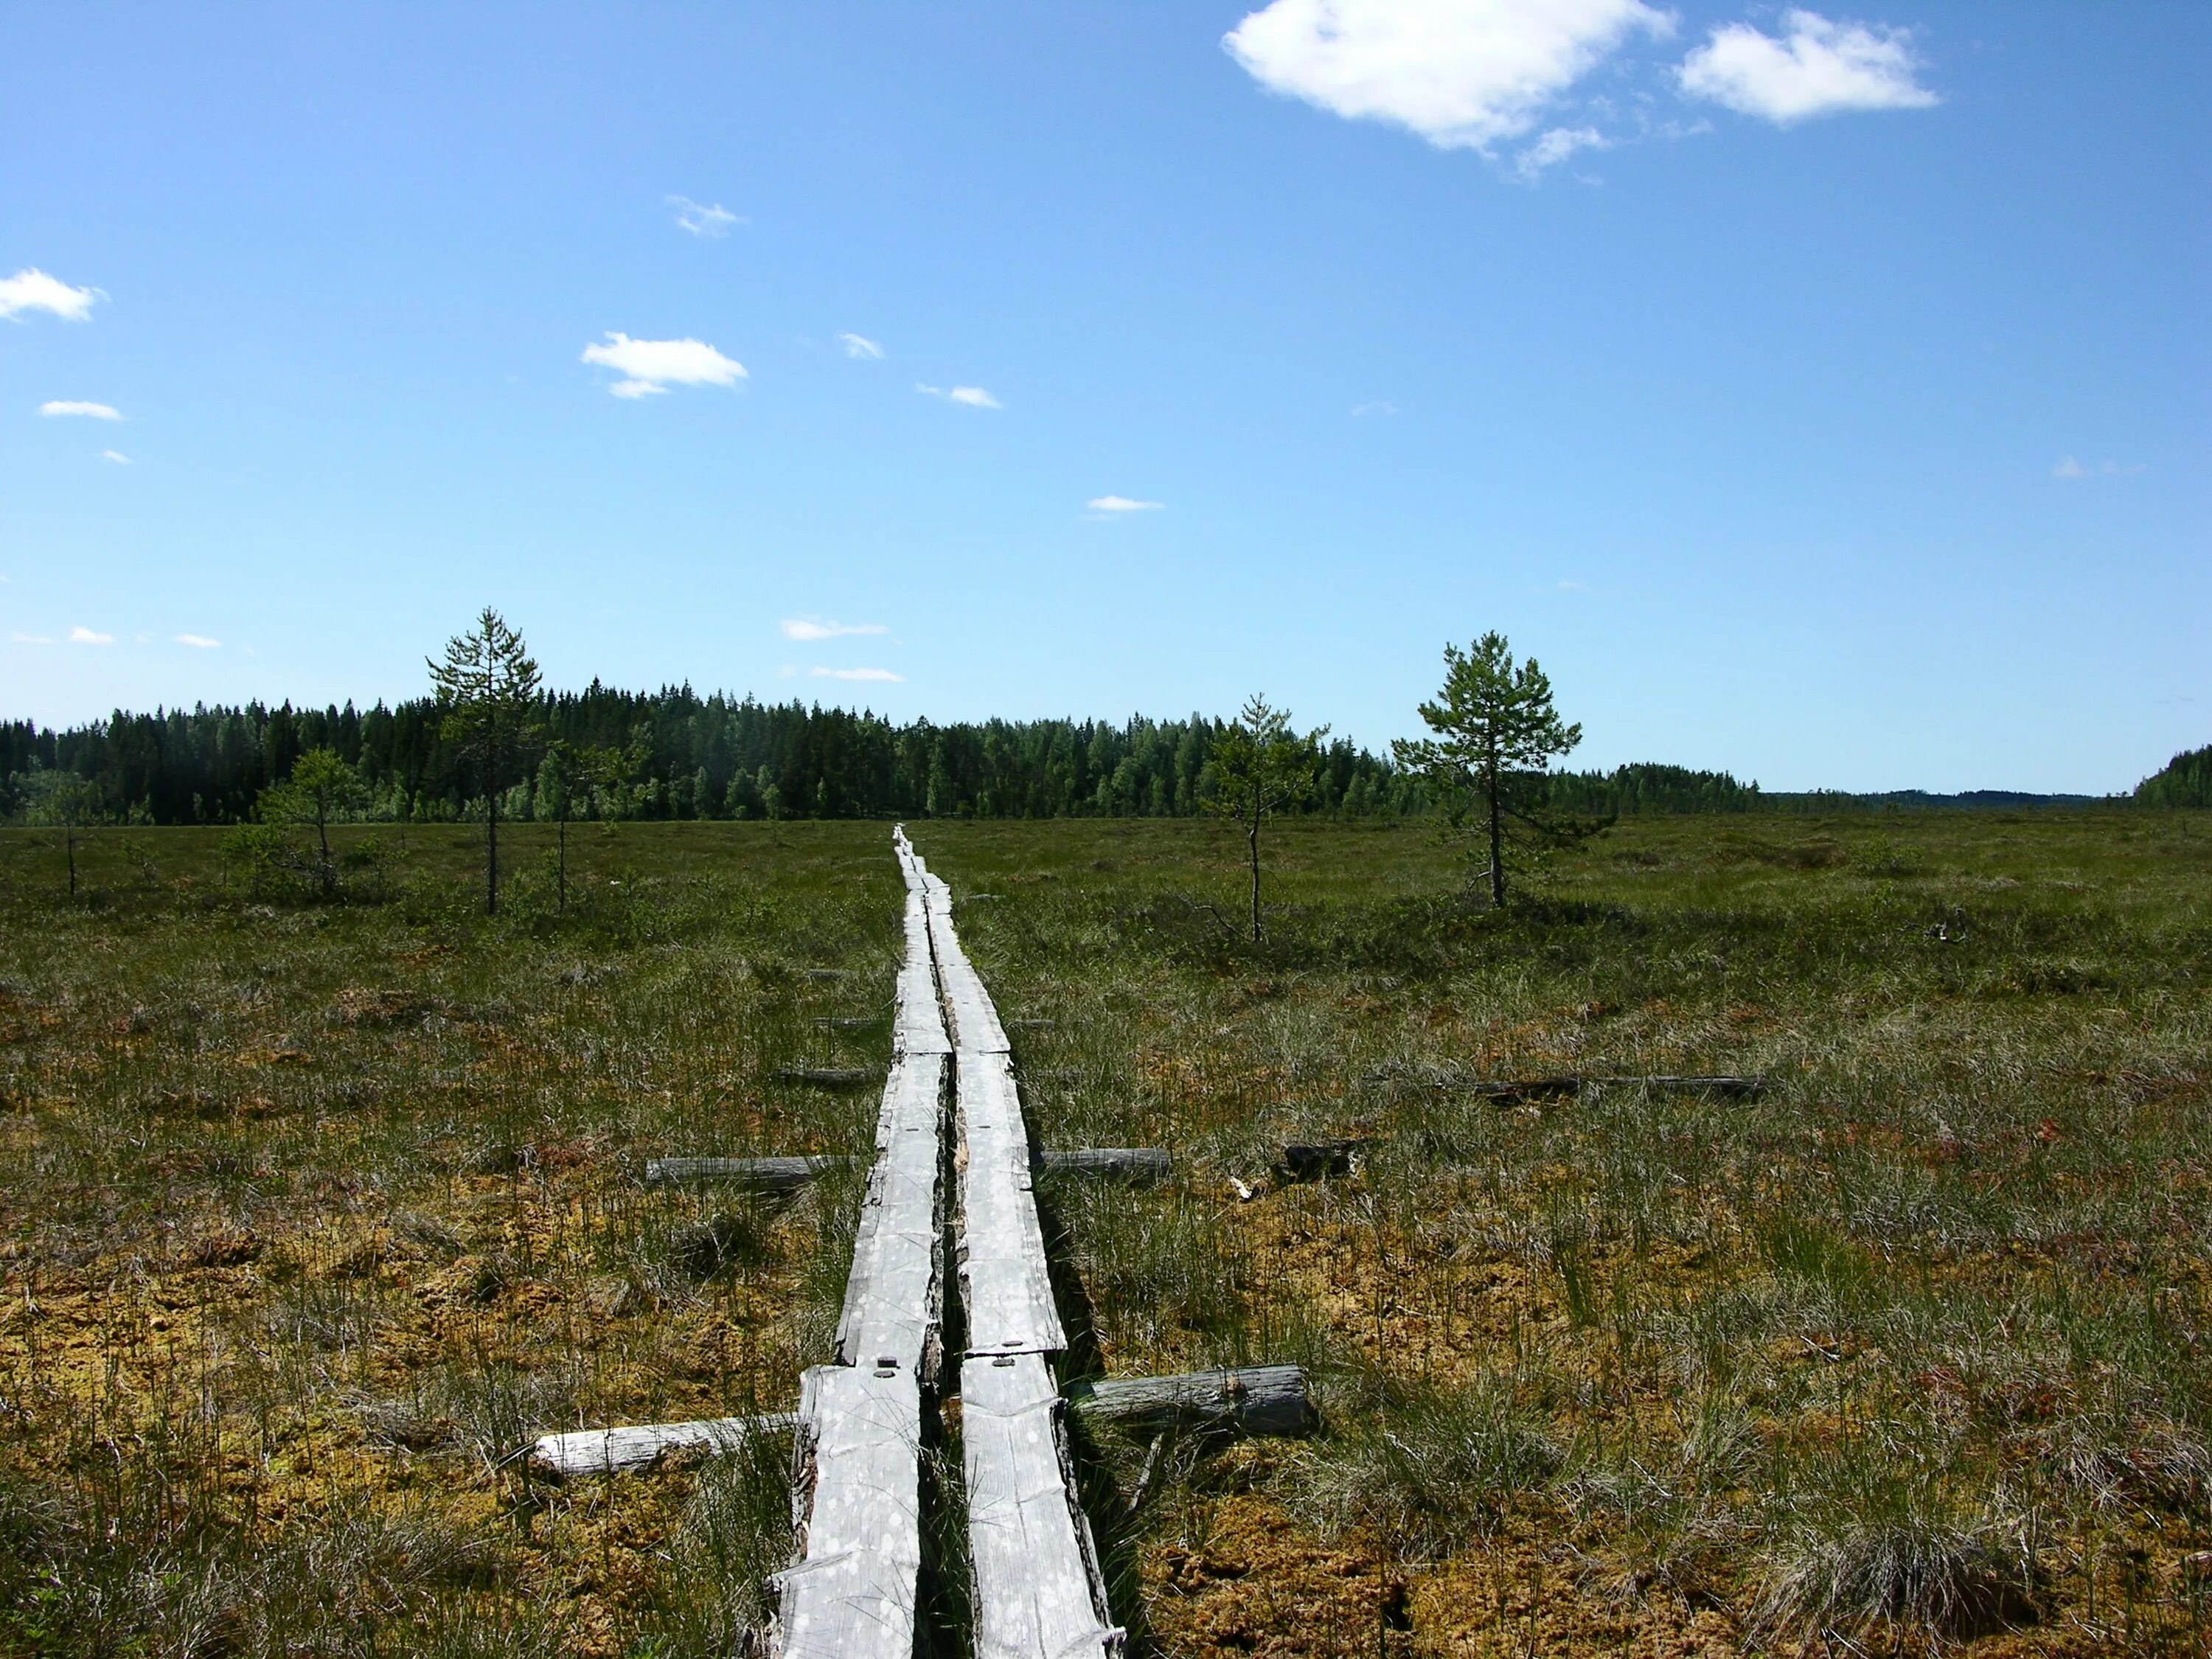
533,830,1135,1654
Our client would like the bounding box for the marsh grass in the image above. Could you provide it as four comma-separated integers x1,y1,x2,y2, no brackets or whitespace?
915,810,2212,1655
0,821,898,1655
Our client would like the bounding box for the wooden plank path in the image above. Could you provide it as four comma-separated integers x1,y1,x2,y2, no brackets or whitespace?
776,828,947,1657
919,853,1124,1659
531,830,1128,1656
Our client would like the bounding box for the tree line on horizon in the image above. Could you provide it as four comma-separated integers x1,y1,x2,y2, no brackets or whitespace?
1,685,1771,828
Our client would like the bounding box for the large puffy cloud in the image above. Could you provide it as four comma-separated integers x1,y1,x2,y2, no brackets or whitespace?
1224,0,1669,152
1678,10,1936,124
580,333,747,398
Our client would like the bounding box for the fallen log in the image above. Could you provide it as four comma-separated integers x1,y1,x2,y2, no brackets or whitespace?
773,1065,882,1089
1064,1364,1312,1439
1444,1073,1766,1102
529,1411,796,1480
1035,1147,1172,1184
643,1154,849,1193
646,1149,1172,1189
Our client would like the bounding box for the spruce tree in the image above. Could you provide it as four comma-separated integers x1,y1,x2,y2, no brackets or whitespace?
428,609,542,914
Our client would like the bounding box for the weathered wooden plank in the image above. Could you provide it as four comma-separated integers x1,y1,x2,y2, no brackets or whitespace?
962,1352,1123,1659
958,1051,1064,1358
642,1154,846,1193
1065,1365,1312,1439
780,1364,925,1659
835,1053,945,1376
529,1412,793,1480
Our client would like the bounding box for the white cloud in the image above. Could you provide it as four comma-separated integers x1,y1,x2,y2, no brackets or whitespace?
1088,495,1164,513
781,618,888,641
917,383,1002,408
1351,399,1399,417
10,631,55,644
669,195,742,236
838,333,886,360
1678,10,1936,124
809,665,904,683
39,400,122,420
1516,124,1607,178
580,333,747,398
0,268,101,321
69,625,114,645
102,449,131,465
175,633,221,649
1224,0,1669,153
2053,456,2144,480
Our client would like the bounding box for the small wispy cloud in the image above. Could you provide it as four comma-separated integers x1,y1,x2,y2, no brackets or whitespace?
810,665,903,683
1088,495,1164,514
582,333,747,398
1,268,102,321
838,333,886,360
1516,125,1607,179
1678,10,1937,125
69,625,114,645
10,631,55,644
781,618,888,642
917,383,1001,408
1351,400,1398,418
2053,456,2145,480
39,400,121,420
1558,578,1590,592
102,450,131,465
175,633,221,649
668,195,742,237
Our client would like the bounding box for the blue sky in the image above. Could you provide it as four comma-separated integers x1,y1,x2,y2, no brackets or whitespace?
2,1,2205,792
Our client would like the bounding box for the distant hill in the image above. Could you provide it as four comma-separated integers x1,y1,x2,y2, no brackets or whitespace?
2136,745,2212,809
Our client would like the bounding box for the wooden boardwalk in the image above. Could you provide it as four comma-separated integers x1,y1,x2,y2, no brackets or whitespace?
538,830,1124,1655
777,831,947,1657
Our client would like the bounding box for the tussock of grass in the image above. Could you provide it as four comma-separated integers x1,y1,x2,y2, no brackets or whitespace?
1305,1375,1562,1557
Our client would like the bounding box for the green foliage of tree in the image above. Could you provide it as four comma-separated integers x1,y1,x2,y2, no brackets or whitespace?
18,767,102,896
1393,633,1599,907
428,610,543,914
1206,695,1327,942
2136,744,2212,809
257,748,364,897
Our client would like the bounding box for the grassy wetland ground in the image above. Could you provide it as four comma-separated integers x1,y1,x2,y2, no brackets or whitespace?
2,810,2210,1656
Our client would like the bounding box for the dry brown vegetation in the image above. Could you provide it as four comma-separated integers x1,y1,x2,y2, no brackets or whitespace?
2,810,2209,1655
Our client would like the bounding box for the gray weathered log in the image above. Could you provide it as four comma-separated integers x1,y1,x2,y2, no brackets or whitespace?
772,1065,882,1089
642,1153,849,1193
529,1412,794,1480
644,1148,1168,1192
1037,1147,1172,1184
1064,1365,1312,1439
